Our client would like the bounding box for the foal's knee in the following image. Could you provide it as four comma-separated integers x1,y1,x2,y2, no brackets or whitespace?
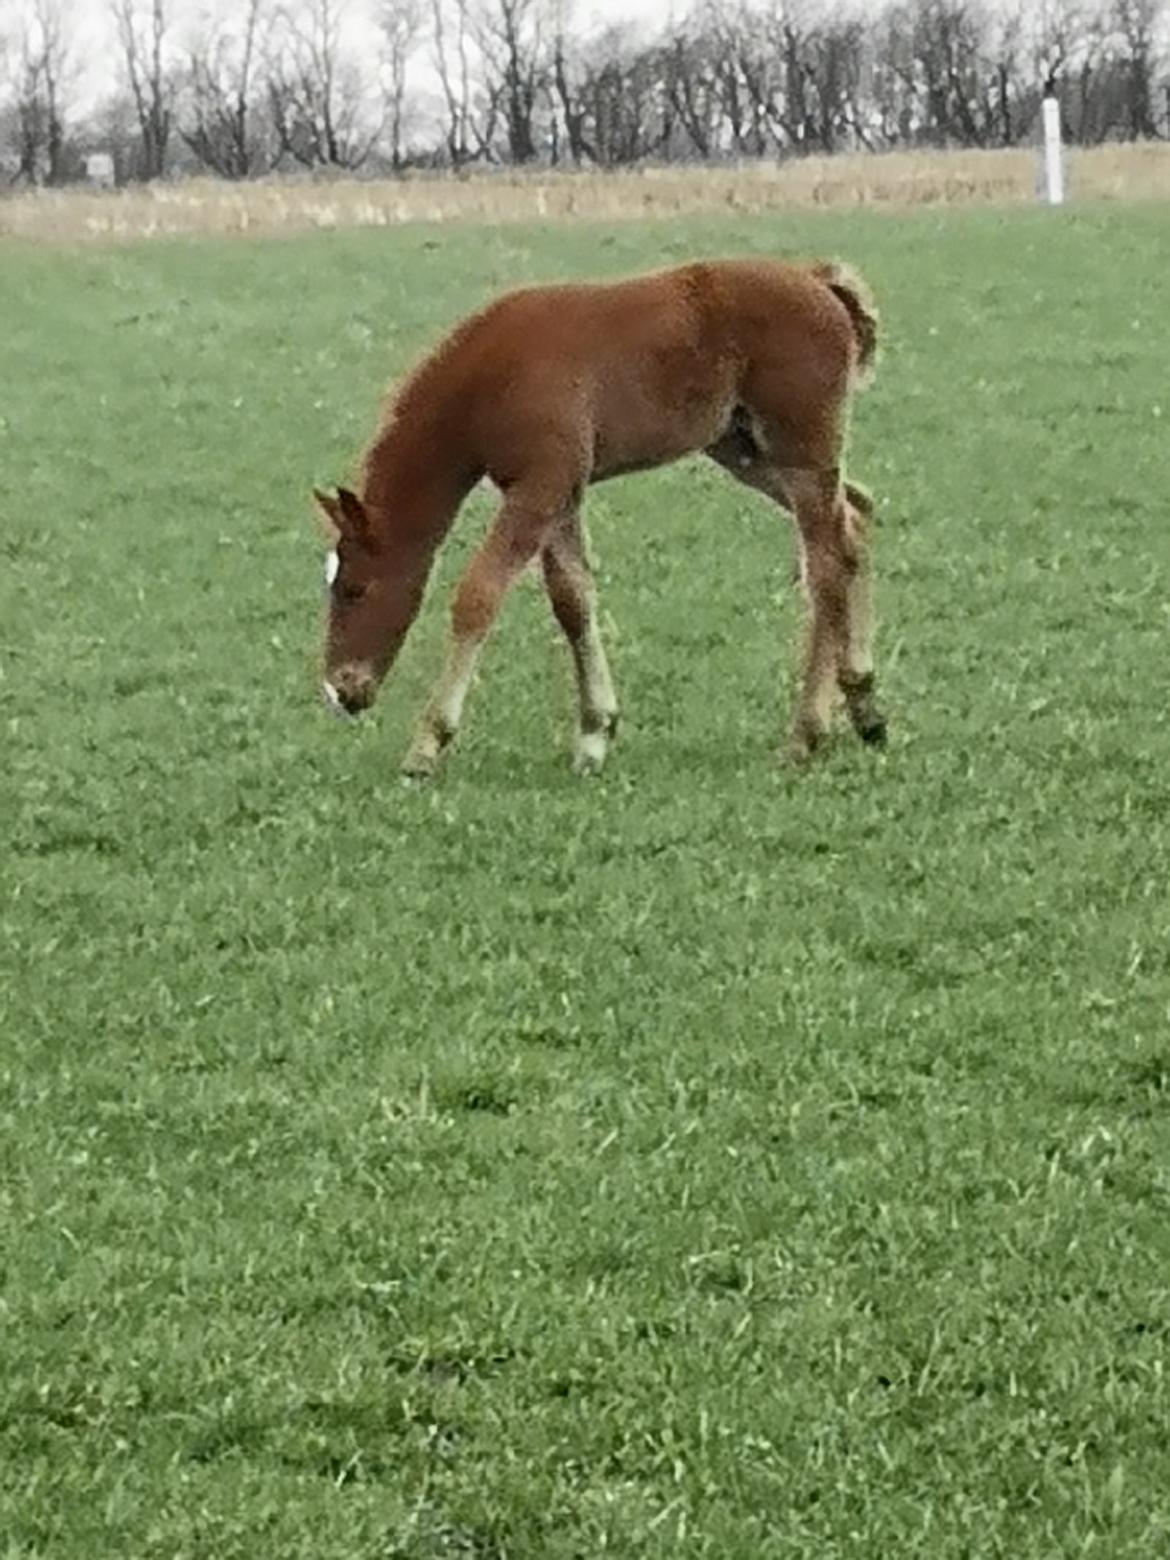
804,537,853,600
542,554,591,643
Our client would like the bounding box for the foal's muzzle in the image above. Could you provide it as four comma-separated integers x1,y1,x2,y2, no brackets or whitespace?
323,681,357,719
323,664,376,719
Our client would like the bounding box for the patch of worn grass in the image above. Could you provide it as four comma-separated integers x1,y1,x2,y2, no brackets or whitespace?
2,205,1170,1556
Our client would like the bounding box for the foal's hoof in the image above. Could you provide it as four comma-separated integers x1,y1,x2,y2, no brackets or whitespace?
785,726,823,766
572,713,618,776
572,730,609,776
400,750,439,785
401,724,453,784
858,715,888,748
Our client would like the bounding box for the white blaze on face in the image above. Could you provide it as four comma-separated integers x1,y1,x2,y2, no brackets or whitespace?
324,549,340,588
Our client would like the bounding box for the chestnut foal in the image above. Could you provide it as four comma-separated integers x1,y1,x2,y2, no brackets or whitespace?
313,256,885,777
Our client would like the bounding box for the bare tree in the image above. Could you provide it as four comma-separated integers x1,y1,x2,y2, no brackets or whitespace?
111,0,174,178
267,0,383,169
1030,0,1112,141
86,88,142,181
6,0,1166,177
429,0,478,164
795,5,869,153
703,1,787,155
900,0,992,147
182,0,275,178
472,0,545,162
578,26,675,166
551,25,591,161
378,0,423,167
986,2,1029,146
713,4,777,155
665,25,722,158
2,0,76,184
34,0,73,181
1111,0,1163,137
1035,0,1082,94
3,36,47,183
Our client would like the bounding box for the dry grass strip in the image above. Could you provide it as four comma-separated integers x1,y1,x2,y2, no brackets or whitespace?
2,143,1167,243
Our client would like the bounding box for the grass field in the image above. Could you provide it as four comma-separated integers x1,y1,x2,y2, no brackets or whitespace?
3,204,1170,1557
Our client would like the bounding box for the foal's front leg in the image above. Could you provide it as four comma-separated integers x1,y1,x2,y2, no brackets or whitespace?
541,513,619,774
400,483,563,780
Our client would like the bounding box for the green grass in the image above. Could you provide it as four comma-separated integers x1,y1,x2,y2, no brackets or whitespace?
2,204,1170,1558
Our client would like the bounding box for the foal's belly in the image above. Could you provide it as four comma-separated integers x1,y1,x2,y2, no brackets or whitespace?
590,392,735,482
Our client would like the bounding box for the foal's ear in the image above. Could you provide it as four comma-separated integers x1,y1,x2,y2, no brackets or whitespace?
312,486,342,542
311,485,371,547
335,487,371,545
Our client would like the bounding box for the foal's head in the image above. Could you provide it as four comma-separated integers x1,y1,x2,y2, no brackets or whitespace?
313,486,402,718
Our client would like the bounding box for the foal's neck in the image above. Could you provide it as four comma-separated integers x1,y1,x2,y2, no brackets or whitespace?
360,415,471,555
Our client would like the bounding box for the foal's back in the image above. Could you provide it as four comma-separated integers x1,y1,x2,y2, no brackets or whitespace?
407,259,860,485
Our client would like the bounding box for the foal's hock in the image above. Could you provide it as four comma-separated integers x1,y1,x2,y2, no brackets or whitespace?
313,256,885,777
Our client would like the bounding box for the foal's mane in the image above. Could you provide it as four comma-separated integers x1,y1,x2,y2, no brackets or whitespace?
371,303,491,440
356,304,494,532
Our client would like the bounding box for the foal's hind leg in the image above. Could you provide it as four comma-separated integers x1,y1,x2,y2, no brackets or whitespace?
708,421,886,760
401,473,575,780
541,512,619,774
837,485,886,747
774,470,848,760
779,467,890,761
707,430,840,758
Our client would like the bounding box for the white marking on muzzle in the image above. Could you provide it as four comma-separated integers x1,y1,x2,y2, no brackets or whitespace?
322,680,355,720
324,549,340,587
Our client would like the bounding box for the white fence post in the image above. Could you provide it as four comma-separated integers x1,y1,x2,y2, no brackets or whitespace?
1042,96,1064,206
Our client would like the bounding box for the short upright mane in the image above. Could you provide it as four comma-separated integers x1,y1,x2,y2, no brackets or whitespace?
353,305,498,538
370,304,493,444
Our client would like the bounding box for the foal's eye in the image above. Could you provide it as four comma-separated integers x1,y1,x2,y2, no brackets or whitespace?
323,547,370,606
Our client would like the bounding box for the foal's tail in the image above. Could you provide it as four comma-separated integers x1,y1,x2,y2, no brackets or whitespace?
812,261,879,387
